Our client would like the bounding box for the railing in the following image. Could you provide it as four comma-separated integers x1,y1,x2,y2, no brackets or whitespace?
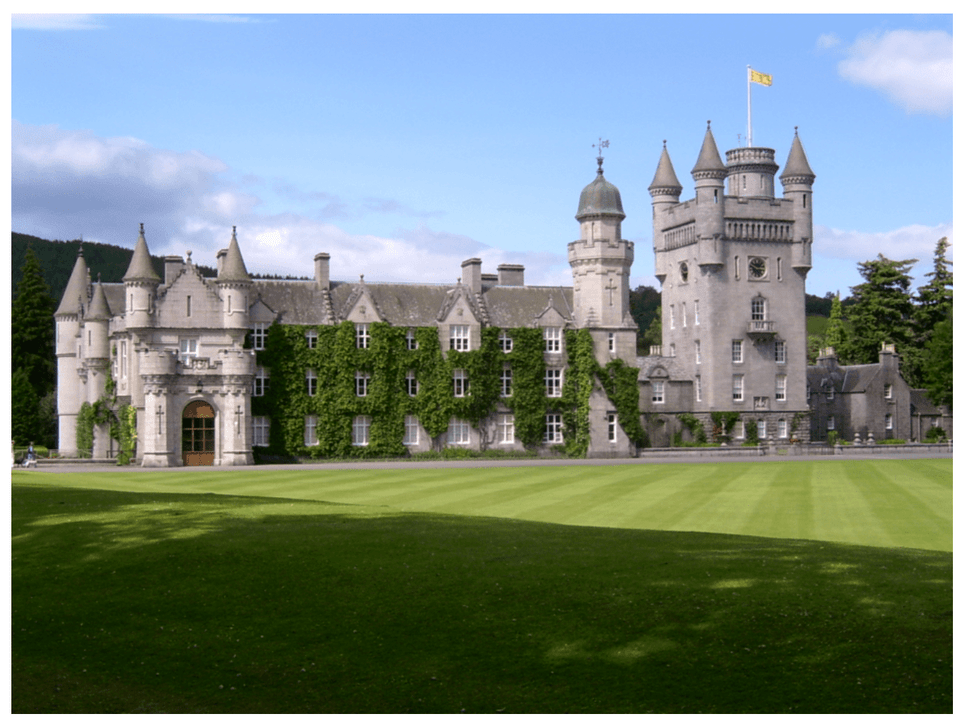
749,320,776,333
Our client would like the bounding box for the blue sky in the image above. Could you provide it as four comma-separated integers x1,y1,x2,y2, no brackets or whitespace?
10,13,953,298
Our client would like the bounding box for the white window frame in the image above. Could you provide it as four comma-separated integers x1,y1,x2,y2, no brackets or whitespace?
827,415,835,431
355,371,370,397
544,327,562,353
453,368,469,397
252,322,267,351
356,323,370,349
884,383,893,399
304,415,318,446
448,417,470,445
733,375,744,402
406,370,418,397
778,418,788,439
254,367,269,397
775,340,787,364
608,332,616,353
607,413,617,442
501,365,512,398
450,325,470,352
696,375,702,402
306,369,317,396
352,415,371,446
499,331,513,353
545,414,564,444
682,302,687,327
669,304,675,330
651,379,665,404
546,368,563,397
180,338,199,367
776,374,786,402
406,329,418,351
695,340,701,365
751,297,766,322
306,329,318,349
885,414,893,430
120,340,128,379
732,339,743,364
498,414,514,444
757,419,767,439
403,415,419,446
827,386,835,401
694,300,700,325
253,416,270,447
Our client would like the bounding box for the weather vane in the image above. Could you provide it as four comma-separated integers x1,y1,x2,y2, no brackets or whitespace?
592,138,609,158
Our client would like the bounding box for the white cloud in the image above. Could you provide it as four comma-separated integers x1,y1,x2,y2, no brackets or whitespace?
12,14,104,30
837,29,952,115
816,33,841,51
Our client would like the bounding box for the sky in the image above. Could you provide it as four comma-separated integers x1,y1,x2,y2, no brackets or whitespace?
9,12,954,299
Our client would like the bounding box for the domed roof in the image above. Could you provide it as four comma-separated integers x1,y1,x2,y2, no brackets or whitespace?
576,158,626,221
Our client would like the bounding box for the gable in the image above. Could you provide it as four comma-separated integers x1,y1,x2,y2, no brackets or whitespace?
155,268,221,328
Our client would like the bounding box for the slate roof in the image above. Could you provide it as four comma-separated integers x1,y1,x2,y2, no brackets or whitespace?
55,251,89,316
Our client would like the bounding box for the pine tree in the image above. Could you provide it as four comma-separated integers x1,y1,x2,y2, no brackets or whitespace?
845,254,918,382
12,245,57,395
824,293,850,362
914,237,953,346
924,310,952,408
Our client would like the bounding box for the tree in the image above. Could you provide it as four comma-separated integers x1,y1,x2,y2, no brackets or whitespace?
914,237,952,345
11,368,43,446
638,306,662,355
823,293,851,363
12,245,57,396
924,310,952,408
845,254,919,383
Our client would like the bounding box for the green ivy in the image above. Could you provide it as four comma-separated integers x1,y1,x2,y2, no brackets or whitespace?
117,404,137,465
76,402,95,458
711,411,741,442
562,329,598,457
599,358,647,448
677,412,707,445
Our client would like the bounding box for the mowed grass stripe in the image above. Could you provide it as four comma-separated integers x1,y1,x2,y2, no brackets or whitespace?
748,462,815,541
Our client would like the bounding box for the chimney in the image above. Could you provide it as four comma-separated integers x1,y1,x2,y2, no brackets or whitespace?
164,256,184,286
216,249,228,276
879,343,899,371
461,257,482,294
497,263,525,286
817,346,839,369
314,252,330,291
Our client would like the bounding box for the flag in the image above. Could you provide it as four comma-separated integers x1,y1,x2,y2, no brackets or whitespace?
750,69,772,86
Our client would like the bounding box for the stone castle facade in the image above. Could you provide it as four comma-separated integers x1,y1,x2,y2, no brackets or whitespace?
55,124,937,465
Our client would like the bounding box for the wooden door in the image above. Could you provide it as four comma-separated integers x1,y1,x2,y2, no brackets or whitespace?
182,401,215,466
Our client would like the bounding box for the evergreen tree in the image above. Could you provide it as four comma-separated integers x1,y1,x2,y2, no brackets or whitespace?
11,368,42,446
924,310,952,408
638,306,662,355
913,237,952,345
845,254,919,383
823,293,851,362
12,246,57,395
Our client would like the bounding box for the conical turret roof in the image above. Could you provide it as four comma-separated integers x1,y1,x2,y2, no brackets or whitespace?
86,278,112,320
576,158,626,221
217,227,252,284
55,247,89,316
691,122,726,178
648,142,683,195
123,224,160,283
781,129,815,181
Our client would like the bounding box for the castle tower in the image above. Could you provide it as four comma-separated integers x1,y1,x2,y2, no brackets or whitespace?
568,150,635,338
780,128,816,273
648,141,683,282
83,278,113,457
691,122,727,268
123,223,161,330
217,226,253,337
54,247,89,456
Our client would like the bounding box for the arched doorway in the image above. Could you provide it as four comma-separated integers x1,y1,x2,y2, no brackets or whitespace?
182,400,215,466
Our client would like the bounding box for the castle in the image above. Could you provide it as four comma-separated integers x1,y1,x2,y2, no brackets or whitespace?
54,124,935,465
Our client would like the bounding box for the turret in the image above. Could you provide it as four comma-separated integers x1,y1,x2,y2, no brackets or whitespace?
217,226,253,330
648,140,683,281
54,247,89,456
85,278,112,362
691,122,727,267
780,128,816,272
123,224,160,329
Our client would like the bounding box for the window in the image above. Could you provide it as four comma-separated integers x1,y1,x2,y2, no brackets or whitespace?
827,385,835,401
608,332,616,353
695,340,701,365
696,375,702,402
450,325,470,351
403,415,419,445
252,322,267,350
498,414,514,444
669,304,675,330
735,256,740,281
735,421,745,439
356,323,370,349
751,297,766,322
682,302,687,327
406,370,419,397
352,415,371,446
120,340,128,379
186,295,192,317
775,341,787,364
453,369,469,397
652,380,665,404
306,369,317,396
180,338,199,367
253,417,270,446
884,383,893,399
885,414,893,430
776,374,786,401
757,419,767,439
732,339,743,363
546,369,563,397
827,415,836,431
406,329,418,351
500,365,512,398
254,367,269,396
733,375,744,402
679,261,689,282
777,257,783,281
355,371,370,397
607,413,617,442
545,414,563,444
778,418,788,439
304,415,318,446
544,327,562,353
694,300,700,325
499,331,513,353
306,329,318,349
448,417,470,445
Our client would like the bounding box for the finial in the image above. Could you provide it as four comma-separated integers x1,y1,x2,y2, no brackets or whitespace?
592,137,609,158
232,225,237,239
139,222,144,236
186,250,193,263
794,125,799,136
707,120,711,130
663,140,667,149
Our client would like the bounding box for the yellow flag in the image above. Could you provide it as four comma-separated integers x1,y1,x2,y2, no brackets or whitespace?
750,69,773,86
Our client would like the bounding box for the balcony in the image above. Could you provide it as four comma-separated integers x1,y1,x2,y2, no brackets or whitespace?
747,320,776,338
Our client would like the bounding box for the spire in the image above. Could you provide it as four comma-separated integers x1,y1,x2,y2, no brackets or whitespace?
781,127,816,183
55,246,89,316
87,276,112,320
648,140,683,196
123,223,160,283
691,121,726,179
217,226,252,284
576,142,625,222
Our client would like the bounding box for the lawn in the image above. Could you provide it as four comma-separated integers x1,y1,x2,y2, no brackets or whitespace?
11,459,953,712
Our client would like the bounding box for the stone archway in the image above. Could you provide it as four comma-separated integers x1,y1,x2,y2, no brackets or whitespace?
182,400,215,466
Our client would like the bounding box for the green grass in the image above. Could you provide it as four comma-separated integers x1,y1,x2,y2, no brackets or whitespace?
12,459,953,712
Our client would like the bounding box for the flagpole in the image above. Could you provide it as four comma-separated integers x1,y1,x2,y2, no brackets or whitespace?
747,65,753,147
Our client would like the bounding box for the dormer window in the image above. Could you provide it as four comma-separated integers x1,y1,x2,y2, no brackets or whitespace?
450,325,470,352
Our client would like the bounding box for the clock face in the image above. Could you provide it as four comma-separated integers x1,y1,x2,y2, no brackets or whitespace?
748,257,767,279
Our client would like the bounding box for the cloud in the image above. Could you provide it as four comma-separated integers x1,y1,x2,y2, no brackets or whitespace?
815,33,841,51
816,222,953,265
837,29,952,115
12,14,104,30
